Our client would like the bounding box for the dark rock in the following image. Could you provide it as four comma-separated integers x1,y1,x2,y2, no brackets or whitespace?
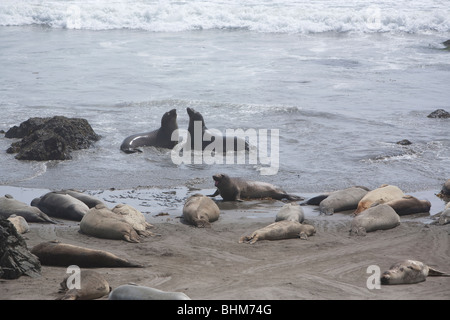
443,40,450,49
396,139,412,145
0,218,41,279
427,109,450,119
5,116,100,161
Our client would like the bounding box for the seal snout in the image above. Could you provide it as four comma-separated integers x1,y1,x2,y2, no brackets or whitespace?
380,272,391,285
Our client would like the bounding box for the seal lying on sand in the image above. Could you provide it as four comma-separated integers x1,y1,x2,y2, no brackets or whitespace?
111,203,154,232
275,202,304,223
0,194,55,223
108,284,191,300
120,109,179,153
385,195,431,216
209,173,303,201
58,270,111,300
350,204,400,236
54,189,104,208
354,184,405,215
380,260,450,285
31,240,143,267
182,194,220,227
318,186,369,214
239,220,316,244
31,191,89,221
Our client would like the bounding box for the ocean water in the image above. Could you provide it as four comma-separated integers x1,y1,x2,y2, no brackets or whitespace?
0,1,449,212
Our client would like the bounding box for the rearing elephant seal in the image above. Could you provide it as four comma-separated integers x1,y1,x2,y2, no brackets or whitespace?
120,109,178,153
182,194,220,228
350,204,400,236
380,260,450,285
208,173,303,201
108,284,191,300
354,184,405,215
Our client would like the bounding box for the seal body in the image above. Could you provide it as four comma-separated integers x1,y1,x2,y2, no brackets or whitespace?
385,195,431,216
31,192,89,221
55,189,104,208
111,203,153,233
209,173,303,201
318,186,369,214
350,204,400,236
31,240,143,267
380,260,450,285
275,203,304,223
354,184,405,214
108,284,191,300
440,179,450,196
58,270,111,300
0,194,56,223
120,109,178,153
239,220,316,244
182,194,220,228
7,215,29,234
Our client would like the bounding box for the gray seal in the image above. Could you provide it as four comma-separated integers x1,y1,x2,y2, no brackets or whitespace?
58,270,111,300
0,194,56,223
31,240,143,267
380,260,450,285
182,194,220,228
318,186,370,215
54,189,105,208
350,204,400,236
208,173,303,201
31,192,89,221
385,195,431,216
108,284,191,300
120,109,178,153
239,220,316,244
275,202,304,223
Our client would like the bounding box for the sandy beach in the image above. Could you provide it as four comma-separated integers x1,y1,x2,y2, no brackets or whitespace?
1,187,449,301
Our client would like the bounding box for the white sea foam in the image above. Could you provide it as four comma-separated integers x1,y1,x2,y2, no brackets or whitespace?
1,0,449,34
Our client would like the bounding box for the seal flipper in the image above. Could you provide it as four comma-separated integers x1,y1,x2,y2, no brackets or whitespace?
207,189,220,197
428,267,450,277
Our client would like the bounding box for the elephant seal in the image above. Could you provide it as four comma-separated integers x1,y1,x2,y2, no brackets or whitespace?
120,109,178,153
31,191,89,221
111,203,154,233
7,215,29,234
54,189,104,208
186,107,249,152
182,194,220,227
109,284,191,300
80,204,155,243
31,240,143,267
318,186,370,215
385,195,431,216
354,184,405,215
380,260,450,285
438,179,450,198
275,202,304,223
209,173,303,201
350,204,400,236
58,270,111,300
0,194,56,223
431,202,450,225
239,220,316,244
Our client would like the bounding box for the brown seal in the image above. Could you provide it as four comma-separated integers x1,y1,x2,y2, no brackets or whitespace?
380,260,450,285
58,270,111,300
31,191,89,221
350,204,400,236
239,220,316,244
208,173,303,201
182,194,220,228
354,184,405,215
385,195,431,216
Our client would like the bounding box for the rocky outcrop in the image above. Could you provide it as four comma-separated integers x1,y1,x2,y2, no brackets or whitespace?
5,116,100,161
0,218,41,279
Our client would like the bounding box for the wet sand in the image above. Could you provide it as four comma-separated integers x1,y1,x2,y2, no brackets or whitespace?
0,187,449,300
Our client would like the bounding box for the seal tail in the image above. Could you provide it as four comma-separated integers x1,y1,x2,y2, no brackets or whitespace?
428,267,450,277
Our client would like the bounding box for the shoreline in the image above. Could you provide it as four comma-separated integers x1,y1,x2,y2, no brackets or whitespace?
1,184,449,300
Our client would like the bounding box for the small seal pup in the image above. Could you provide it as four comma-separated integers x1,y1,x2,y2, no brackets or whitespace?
275,202,304,223
182,194,220,228
58,270,111,300
31,240,144,267
120,109,178,153
31,191,89,221
0,194,56,223
239,220,316,244
385,195,431,216
108,284,191,300
209,173,303,201
354,184,405,215
380,260,450,285
350,204,400,236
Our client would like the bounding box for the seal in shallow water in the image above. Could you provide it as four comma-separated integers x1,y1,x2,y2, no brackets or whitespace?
380,260,450,285
354,184,404,215
31,192,89,221
384,195,431,216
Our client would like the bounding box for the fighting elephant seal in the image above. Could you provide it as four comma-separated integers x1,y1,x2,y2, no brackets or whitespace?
186,107,249,152
318,186,369,215
31,191,89,221
350,204,400,236
108,284,191,300
58,270,111,300
354,184,405,214
182,194,220,228
209,173,303,201
31,240,143,267
239,220,316,244
0,194,56,223
7,215,29,234
275,202,304,223
80,204,156,243
385,195,431,216
380,260,450,285
120,109,178,153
